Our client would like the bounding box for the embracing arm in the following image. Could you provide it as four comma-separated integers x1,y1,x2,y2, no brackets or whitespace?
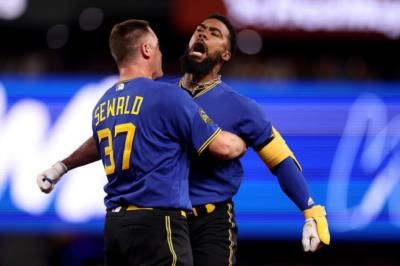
36,136,100,193
62,136,100,170
207,130,247,160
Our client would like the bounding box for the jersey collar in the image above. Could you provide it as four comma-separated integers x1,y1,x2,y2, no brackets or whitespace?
179,77,221,98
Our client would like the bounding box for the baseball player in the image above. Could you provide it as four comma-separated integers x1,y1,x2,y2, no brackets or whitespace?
37,14,330,266
179,14,330,265
37,19,247,266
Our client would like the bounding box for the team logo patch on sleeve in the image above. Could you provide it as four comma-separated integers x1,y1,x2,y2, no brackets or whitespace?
198,108,213,124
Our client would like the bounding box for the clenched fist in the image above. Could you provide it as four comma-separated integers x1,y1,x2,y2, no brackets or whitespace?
36,161,68,193
302,205,330,252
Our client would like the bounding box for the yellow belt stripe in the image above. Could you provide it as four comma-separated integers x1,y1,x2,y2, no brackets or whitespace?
227,203,234,266
165,216,177,266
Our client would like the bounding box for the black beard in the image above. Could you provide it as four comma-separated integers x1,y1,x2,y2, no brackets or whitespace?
180,49,221,78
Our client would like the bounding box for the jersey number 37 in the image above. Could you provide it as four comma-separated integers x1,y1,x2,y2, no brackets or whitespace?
96,122,136,175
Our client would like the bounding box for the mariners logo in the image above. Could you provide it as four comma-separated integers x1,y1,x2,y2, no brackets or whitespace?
199,108,213,124
116,82,125,91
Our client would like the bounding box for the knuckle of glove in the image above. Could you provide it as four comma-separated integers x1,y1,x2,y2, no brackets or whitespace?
310,237,320,252
36,175,53,192
36,162,67,193
302,219,320,252
302,240,310,252
36,168,58,191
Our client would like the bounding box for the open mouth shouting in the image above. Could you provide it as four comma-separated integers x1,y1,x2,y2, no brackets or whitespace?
189,41,208,59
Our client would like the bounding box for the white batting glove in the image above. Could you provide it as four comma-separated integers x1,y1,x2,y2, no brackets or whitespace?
302,205,330,252
302,218,321,252
36,161,68,194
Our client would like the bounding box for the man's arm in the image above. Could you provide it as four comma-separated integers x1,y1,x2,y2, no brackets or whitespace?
62,136,100,170
36,136,100,193
256,127,330,252
207,130,247,160
36,128,246,193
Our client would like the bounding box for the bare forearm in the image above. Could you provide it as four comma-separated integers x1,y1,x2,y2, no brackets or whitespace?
62,136,100,170
222,131,247,159
208,131,247,160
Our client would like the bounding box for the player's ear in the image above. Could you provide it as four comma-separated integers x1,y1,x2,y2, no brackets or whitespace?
221,50,231,62
141,43,151,59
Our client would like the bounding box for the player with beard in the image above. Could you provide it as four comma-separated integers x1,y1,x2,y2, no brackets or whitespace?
36,14,330,266
177,14,329,265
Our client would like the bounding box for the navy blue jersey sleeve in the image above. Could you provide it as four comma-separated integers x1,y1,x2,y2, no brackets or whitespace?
271,157,313,210
163,86,221,154
236,96,272,149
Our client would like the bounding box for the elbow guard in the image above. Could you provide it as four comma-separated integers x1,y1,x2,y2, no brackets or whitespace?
257,127,302,171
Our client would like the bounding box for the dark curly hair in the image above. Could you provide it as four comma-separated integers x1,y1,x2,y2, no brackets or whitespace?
207,13,237,56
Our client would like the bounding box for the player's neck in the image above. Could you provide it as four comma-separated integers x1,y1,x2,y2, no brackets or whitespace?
119,64,153,82
182,71,221,91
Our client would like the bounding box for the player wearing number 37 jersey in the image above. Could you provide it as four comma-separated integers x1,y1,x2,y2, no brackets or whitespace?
92,20,247,266
93,77,222,211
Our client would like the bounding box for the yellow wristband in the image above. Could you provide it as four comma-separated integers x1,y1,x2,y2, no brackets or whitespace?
303,205,326,219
